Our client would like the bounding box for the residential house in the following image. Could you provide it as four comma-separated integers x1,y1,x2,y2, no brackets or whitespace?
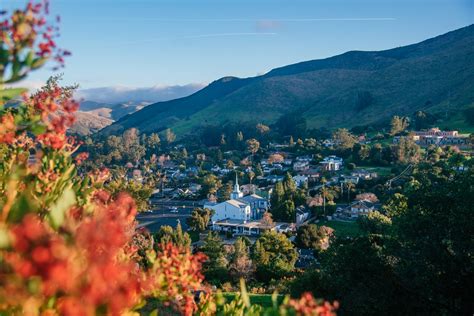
293,161,310,171
339,199,378,218
320,156,343,171
293,175,309,187
296,206,311,225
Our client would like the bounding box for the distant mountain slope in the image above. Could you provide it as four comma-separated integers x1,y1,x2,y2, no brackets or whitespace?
102,24,474,136
71,111,114,135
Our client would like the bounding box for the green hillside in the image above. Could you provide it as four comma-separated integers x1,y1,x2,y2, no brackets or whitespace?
101,24,474,137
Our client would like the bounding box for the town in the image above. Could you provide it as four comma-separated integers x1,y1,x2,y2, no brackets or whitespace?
79,121,473,293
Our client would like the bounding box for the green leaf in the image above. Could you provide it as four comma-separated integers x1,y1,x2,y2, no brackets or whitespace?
0,88,26,102
30,123,47,136
49,188,76,229
31,57,48,70
0,227,11,249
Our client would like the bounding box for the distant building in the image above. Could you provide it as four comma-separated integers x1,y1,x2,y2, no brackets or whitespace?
293,175,309,187
393,128,470,147
293,161,310,171
337,199,379,219
296,206,311,225
320,156,343,171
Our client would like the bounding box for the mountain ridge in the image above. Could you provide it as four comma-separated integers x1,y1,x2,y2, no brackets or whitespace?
101,24,474,137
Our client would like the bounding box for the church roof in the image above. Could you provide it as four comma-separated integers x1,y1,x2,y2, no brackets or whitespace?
226,199,249,208
237,194,265,203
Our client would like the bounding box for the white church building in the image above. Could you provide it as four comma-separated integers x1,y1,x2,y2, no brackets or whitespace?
204,175,270,234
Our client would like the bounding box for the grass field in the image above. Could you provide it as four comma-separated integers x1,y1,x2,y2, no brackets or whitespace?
320,219,361,238
221,293,285,308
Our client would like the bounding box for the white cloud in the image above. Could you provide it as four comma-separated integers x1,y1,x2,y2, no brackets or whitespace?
74,83,205,104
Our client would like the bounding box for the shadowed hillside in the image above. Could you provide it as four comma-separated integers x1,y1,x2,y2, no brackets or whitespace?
101,24,474,136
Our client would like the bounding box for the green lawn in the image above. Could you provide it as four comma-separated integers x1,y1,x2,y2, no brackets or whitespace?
221,293,285,308
320,220,361,238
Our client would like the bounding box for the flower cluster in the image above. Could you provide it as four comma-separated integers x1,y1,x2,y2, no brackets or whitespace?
0,1,70,84
144,243,209,315
0,113,16,144
287,293,339,316
25,78,79,150
1,193,140,315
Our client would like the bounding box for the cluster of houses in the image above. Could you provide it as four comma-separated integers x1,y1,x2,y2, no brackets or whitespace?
393,127,471,147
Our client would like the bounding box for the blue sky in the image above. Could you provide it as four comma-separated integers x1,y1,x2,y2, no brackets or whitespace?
3,0,473,91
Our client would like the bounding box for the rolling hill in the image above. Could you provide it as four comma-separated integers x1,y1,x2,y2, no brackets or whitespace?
101,24,474,137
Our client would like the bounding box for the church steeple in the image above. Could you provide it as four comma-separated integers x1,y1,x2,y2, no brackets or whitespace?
231,172,243,199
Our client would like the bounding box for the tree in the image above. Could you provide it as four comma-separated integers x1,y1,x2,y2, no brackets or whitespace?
123,128,140,149
236,131,244,142
390,115,409,136
332,128,357,150
146,133,161,150
220,134,226,146
229,237,255,281
200,174,222,197
248,170,255,184
187,208,213,232
107,179,154,212
295,224,329,252
246,138,260,157
165,128,176,144
256,123,270,134
268,153,284,164
260,211,274,230
357,211,391,235
200,232,229,284
252,231,298,281
155,223,191,249
355,192,379,203
219,181,233,202
255,163,264,177
391,136,421,164
413,111,434,130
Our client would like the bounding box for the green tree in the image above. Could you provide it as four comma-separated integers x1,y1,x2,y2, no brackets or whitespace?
390,115,410,136
332,128,357,150
155,222,191,249
229,237,254,281
146,133,161,150
165,128,176,144
256,123,270,134
200,174,222,197
357,211,392,235
106,179,153,212
200,232,229,284
252,231,298,282
187,208,213,232
246,138,260,159
295,224,328,252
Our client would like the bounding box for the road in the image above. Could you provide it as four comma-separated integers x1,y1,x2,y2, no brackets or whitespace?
136,204,194,233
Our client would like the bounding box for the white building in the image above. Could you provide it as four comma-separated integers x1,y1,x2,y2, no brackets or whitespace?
320,156,343,171
293,175,309,187
206,174,269,223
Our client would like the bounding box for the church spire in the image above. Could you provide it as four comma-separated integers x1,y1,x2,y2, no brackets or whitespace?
231,171,243,199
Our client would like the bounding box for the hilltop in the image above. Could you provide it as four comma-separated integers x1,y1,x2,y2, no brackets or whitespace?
101,24,474,137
